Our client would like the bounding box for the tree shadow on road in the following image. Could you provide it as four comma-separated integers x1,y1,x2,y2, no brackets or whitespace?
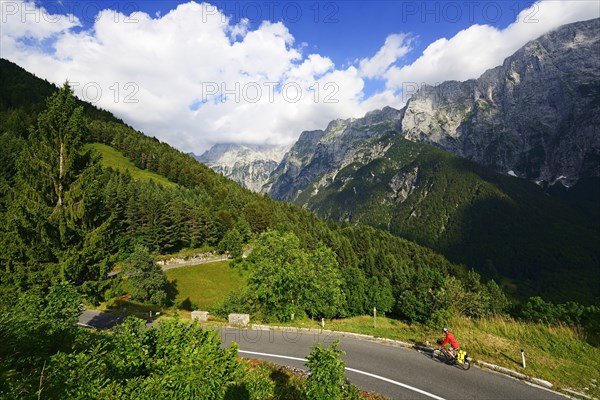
80,312,123,330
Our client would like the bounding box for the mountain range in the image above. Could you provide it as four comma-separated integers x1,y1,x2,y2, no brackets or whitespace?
401,18,600,186
200,18,600,303
202,18,599,193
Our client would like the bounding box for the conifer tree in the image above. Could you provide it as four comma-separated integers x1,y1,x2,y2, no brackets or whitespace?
1,83,113,288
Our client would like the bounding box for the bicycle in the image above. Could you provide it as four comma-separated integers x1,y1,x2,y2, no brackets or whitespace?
432,343,471,370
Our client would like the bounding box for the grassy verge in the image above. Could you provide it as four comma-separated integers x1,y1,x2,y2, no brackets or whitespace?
462,317,599,398
88,143,177,187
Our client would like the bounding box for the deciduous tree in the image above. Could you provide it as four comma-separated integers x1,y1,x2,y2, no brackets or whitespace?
122,245,168,305
247,231,346,321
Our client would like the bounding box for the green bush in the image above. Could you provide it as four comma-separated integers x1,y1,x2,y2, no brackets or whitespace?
305,340,359,400
122,245,168,305
245,231,346,322
521,296,600,344
45,318,241,399
0,283,82,399
224,361,276,400
209,288,254,318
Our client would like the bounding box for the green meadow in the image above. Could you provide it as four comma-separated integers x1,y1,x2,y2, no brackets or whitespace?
165,260,247,311
88,143,177,187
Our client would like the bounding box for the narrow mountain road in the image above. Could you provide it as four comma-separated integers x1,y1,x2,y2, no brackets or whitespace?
217,327,566,400
107,254,232,277
78,311,566,400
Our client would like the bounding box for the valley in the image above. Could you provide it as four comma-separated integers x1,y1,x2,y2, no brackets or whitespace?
1,10,598,400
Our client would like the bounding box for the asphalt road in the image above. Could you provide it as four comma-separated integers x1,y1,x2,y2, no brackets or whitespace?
216,327,566,400
78,309,124,329
78,311,566,400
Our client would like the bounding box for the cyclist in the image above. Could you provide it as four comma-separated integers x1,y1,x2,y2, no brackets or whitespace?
438,327,460,362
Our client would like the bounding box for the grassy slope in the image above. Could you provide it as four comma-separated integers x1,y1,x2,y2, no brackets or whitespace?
88,143,177,187
165,261,247,310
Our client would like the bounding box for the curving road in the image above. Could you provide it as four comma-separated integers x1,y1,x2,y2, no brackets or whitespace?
78,311,566,400
217,327,566,400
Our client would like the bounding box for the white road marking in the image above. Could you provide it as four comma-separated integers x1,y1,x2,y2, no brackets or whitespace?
238,350,447,400
239,350,305,362
345,366,447,400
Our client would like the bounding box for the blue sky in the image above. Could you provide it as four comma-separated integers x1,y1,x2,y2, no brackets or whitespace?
2,0,597,153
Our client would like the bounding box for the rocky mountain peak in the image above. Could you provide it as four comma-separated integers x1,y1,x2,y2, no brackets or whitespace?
268,106,403,201
401,17,600,186
196,143,289,192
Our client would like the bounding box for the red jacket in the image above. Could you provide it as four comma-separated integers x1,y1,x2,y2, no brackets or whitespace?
441,332,460,349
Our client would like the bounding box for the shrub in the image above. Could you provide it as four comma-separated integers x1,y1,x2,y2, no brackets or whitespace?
305,340,359,400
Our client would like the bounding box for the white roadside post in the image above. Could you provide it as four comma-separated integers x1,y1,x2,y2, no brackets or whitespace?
521,349,526,368
374,306,377,329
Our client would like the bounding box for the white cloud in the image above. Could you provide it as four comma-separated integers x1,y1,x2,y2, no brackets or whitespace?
0,0,404,154
1,0,597,154
0,0,80,60
384,0,600,90
0,0,80,39
228,17,249,39
359,33,412,79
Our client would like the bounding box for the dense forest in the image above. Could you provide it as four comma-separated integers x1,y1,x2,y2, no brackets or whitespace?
289,130,600,305
1,58,598,398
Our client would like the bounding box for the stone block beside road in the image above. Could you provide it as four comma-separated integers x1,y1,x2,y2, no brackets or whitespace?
228,313,250,326
191,311,209,322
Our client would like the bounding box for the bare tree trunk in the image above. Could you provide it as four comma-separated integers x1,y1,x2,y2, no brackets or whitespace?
57,142,64,207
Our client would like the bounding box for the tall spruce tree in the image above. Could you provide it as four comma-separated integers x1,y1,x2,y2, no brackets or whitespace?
1,83,113,290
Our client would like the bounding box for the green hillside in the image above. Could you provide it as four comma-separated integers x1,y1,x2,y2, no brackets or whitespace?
1,56,597,313
299,133,600,304
88,143,177,188
1,57,498,325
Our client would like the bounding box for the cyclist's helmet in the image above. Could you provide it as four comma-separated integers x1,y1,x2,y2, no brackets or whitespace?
442,327,449,334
